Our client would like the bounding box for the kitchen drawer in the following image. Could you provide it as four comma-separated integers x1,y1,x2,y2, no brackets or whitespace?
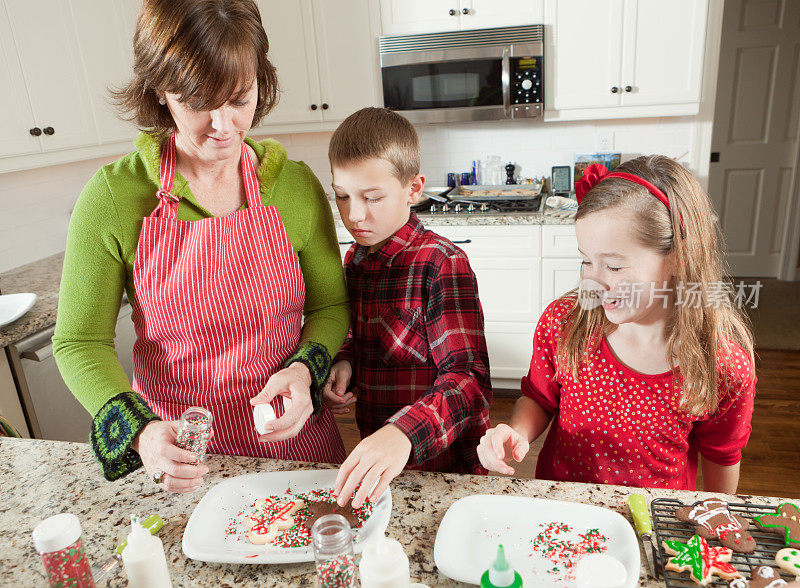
471,257,541,323
542,224,579,258
428,224,541,258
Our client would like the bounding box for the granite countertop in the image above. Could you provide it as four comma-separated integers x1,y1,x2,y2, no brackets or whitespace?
1,438,791,587
0,253,64,348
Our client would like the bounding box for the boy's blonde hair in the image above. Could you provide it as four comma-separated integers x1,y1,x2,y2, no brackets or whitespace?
559,155,754,415
328,107,420,184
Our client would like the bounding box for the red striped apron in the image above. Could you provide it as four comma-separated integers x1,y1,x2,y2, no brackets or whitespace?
131,134,345,463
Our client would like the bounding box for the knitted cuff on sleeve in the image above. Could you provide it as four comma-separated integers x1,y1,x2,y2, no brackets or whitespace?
283,341,332,415
91,391,161,481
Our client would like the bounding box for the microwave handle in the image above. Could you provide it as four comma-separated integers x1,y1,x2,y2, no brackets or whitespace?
501,46,511,118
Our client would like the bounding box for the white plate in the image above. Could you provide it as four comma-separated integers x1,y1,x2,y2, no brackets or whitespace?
182,469,391,564
0,293,37,327
433,495,640,587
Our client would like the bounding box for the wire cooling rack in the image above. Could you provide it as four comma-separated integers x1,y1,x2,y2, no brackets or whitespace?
650,498,796,587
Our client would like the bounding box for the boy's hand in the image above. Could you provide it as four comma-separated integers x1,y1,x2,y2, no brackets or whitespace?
334,424,411,508
322,360,357,414
477,424,530,475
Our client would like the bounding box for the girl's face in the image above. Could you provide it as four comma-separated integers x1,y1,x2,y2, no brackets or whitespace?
575,209,675,325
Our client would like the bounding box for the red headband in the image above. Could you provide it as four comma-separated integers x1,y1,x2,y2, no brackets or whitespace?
574,163,683,228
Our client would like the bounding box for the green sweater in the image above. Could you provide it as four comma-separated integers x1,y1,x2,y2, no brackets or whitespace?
52,132,349,479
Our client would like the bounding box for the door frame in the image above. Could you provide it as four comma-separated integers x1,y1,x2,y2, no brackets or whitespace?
778,112,800,280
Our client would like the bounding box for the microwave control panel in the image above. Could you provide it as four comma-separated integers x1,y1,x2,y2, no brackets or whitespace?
511,56,543,105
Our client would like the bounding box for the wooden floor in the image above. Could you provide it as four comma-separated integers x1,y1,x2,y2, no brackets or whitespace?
334,348,800,499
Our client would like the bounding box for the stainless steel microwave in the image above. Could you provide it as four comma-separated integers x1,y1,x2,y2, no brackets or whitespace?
379,25,543,123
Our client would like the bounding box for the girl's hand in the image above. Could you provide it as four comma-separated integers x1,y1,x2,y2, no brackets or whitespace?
250,362,314,442
133,420,209,493
334,424,411,509
321,361,357,414
477,423,530,475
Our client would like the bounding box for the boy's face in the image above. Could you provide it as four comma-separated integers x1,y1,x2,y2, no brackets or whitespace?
332,158,425,253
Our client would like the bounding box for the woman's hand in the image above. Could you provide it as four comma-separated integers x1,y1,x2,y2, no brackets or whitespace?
133,421,209,493
477,423,530,475
250,362,314,442
321,361,357,414
334,424,411,509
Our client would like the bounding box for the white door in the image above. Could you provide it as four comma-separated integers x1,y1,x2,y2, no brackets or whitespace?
71,0,141,145
0,4,40,158
254,0,323,126
460,0,543,30
619,0,707,107
4,0,98,152
708,0,800,277
547,0,624,110
379,0,461,34
314,0,380,122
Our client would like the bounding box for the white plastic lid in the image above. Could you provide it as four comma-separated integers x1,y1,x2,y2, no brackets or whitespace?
574,554,627,588
253,403,277,435
361,533,409,578
32,513,82,554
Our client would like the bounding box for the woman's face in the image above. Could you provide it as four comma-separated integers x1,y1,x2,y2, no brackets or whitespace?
575,208,675,326
163,78,258,163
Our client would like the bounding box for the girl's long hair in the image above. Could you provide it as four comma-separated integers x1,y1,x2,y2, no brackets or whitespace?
558,155,754,415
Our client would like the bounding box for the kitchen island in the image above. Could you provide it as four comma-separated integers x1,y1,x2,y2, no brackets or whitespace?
1,438,791,587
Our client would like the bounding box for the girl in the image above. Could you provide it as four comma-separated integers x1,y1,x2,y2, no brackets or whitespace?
478,155,755,492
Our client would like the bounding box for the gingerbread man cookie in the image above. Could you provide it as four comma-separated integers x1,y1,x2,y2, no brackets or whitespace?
755,504,800,548
776,548,800,579
246,497,306,544
676,499,757,553
728,565,800,588
304,500,359,531
663,535,741,585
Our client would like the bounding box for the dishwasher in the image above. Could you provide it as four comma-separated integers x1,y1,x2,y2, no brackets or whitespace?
7,301,136,442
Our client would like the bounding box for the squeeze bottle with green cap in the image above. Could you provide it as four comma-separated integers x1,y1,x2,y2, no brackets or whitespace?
121,514,172,587
481,545,522,588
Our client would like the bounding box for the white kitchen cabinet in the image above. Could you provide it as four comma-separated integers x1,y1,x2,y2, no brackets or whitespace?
484,321,535,382
545,0,708,119
619,0,707,107
70,0,141,145
255,0,380,128
379,0,543,35
541,257,581,312
542,224,579,258
470,257,541,323
2,0,98,152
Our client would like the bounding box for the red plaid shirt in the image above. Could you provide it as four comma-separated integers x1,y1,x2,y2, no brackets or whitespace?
335,214,492,474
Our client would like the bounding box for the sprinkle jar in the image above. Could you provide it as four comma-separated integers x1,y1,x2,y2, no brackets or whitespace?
176,406,213,464
311,514,356,588
32,513,95,588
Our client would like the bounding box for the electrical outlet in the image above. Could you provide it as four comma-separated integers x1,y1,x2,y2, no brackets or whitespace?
596,131,614,152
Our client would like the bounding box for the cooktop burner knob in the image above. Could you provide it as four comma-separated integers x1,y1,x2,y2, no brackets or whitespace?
467,203,475,213
480,203,489,212
453,203,462,213
429,204,437,213
441,203,450,213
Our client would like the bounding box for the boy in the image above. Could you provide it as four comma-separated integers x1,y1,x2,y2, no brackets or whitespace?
324,107,492,509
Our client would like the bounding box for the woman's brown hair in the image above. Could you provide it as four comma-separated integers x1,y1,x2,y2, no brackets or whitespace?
112,0,279,136
558,155,754,415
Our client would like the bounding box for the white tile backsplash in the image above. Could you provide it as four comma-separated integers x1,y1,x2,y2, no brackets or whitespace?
1,116,697,273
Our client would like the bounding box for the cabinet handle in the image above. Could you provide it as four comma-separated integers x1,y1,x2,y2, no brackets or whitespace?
462,7,469,14
448,8,456,15
29,127,42,137
43,126,55,135
610,86,619,94
451,239,472,244
322,103,329,110
310,104,318,110
624,85,632,93
338,240,355,245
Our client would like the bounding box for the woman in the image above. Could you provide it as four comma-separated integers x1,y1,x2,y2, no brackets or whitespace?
52,0,349,492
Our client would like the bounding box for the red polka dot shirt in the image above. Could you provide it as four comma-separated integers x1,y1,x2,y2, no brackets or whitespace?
522,297,756,490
